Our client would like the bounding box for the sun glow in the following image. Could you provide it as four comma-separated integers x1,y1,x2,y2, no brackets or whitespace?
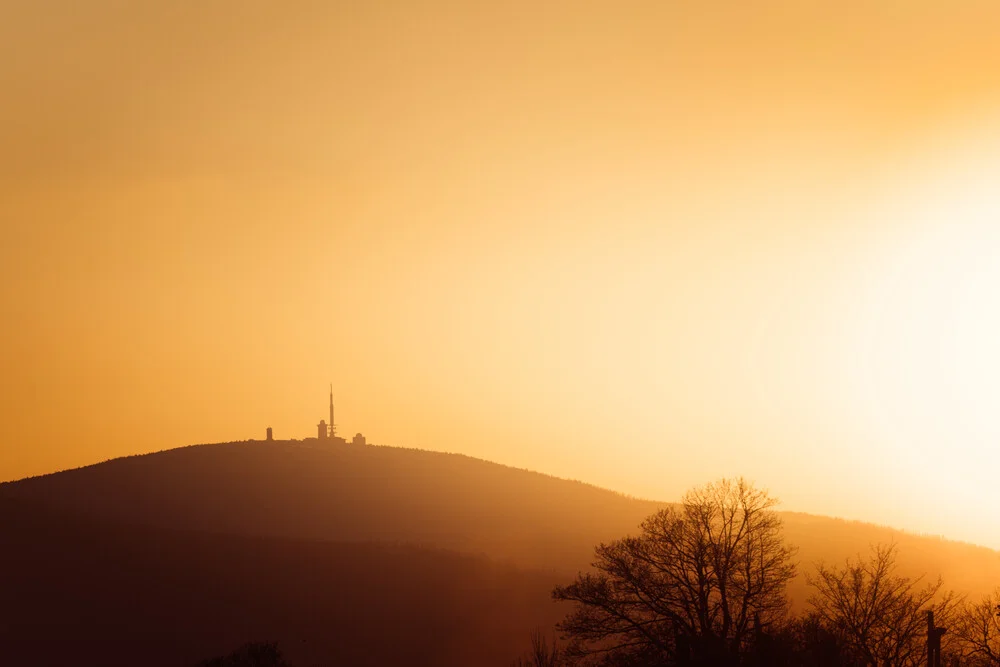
847,122,1000,532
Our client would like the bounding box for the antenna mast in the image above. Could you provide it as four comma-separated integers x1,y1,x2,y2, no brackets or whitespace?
330,382,337,438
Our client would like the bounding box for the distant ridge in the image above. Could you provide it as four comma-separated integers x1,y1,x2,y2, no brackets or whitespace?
3,440,998,606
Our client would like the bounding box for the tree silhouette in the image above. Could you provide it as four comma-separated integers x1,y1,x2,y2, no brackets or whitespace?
512,628,563,667
553,478,796,666
196,641,291,667
953,589,1000,665
773,613,860,666
807,543,960,667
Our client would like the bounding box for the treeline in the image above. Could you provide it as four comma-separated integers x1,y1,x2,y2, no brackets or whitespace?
197,642,290,667
515,478,1000,667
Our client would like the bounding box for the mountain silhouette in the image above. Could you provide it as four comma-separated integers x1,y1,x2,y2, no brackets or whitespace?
2,441,658,572
2,440,998,666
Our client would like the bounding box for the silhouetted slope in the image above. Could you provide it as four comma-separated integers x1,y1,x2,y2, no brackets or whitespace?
0,495,564,667
3,441,998,608
2,441,661,572
779,511,1000,608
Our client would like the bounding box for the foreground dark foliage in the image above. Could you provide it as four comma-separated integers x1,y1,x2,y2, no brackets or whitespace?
553,478,796,666
512,629,563,667
550,478,993,667
197,642,291,667
807,543,961,666
952,588,1000,666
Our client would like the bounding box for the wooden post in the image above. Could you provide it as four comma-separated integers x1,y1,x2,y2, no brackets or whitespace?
927,610,947,667
927,610,934,667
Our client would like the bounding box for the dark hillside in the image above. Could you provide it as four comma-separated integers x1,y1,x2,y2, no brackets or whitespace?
1,441,661,571
3,441,998,610
0,495,564,667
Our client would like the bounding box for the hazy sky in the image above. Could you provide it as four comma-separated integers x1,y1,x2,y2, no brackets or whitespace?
3,0,1000,548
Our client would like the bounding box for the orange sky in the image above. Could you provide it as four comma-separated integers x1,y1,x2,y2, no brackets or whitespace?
3,0,1000,548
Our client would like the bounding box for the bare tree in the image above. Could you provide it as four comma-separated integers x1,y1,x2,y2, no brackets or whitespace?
553,478,796,666
953,589,1000,665
512,629,563,667
807,543,960,667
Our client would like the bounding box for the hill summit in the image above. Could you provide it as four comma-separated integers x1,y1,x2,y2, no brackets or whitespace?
3,439,998,597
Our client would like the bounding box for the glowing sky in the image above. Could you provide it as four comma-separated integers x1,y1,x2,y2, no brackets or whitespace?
2,0,1000,548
